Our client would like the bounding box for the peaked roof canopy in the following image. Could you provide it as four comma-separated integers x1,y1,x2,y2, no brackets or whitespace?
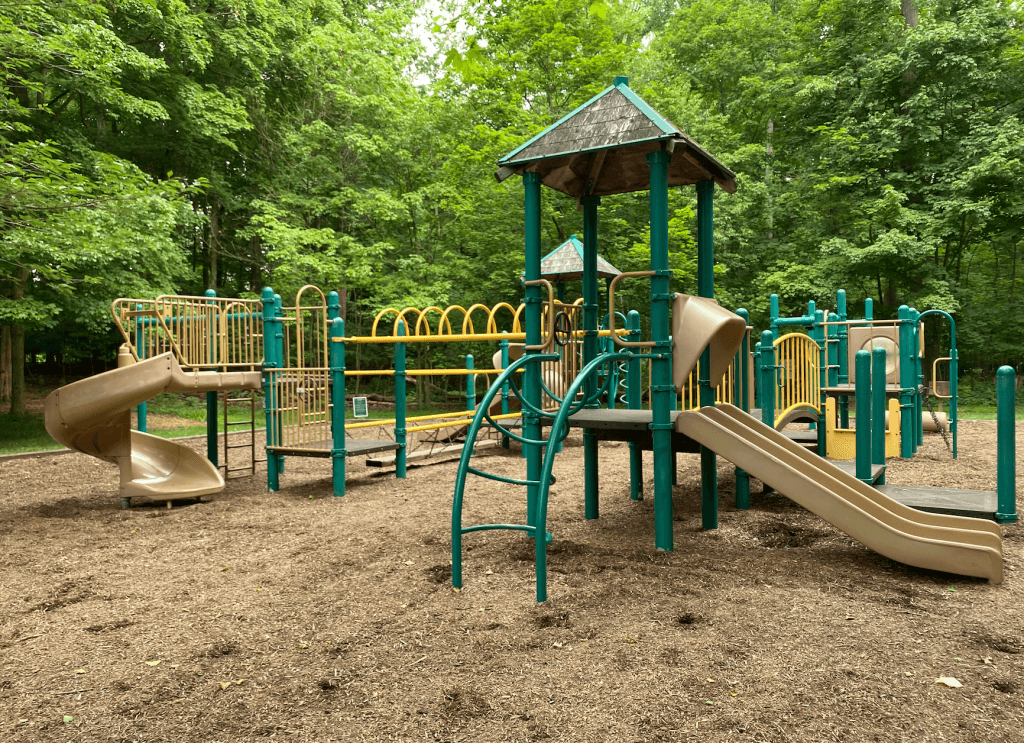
497,77,736,197
539,235,621,282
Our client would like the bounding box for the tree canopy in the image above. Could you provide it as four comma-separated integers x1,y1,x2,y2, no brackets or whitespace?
3,0,1022,412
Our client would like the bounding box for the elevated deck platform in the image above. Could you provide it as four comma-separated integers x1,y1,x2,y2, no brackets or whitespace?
268,438,400,458
823,383,903,396
828,460,886,484
878,484,998,520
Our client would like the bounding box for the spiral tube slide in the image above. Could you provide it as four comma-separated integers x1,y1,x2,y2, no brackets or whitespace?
44,352,261,502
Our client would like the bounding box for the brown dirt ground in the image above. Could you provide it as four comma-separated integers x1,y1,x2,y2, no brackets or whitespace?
1,419,1023,743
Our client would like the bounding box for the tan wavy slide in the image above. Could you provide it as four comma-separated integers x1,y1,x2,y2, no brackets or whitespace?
676,404,1002,583
45,350,262,502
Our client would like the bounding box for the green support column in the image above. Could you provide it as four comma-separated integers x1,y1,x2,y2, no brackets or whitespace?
917,304,925,450
855,350,872,483
205,289,219,467
261,287,280,492
395,322,407,478
734,308,751,509
523,173,543,529
327,291,340,321
329,317,347,497
995,366,1017,523
871,346,887,485
465,354,476,411
627,310,643,501
582,195,601,521
759,330,776,429
647,149,674,550
273,294,285,475
499,334,510,449
135,305,147,433
696,179,718,530
769,294,780,342
837,290,849,427
950,344,959,458
811,310,826,454
898,306,914,458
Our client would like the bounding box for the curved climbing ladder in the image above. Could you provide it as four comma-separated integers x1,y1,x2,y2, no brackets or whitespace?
452,350,643,602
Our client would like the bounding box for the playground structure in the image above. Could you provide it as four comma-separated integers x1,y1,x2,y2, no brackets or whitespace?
450,76,1014,601
39,77,1018,602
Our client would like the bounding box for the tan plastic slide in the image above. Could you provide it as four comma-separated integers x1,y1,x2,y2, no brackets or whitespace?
676,404,1003,583
44,350,261,502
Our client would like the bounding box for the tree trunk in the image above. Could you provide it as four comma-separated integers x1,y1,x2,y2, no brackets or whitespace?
0,325,11,404
8,268,28,415
208,201,220,290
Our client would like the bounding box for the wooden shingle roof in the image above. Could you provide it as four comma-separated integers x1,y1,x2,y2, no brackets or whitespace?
497,77,736,197
539,235,621,282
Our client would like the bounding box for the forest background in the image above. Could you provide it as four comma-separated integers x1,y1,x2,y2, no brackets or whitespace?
2,0,1022,416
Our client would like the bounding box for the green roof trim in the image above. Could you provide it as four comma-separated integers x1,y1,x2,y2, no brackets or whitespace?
615,81,676,136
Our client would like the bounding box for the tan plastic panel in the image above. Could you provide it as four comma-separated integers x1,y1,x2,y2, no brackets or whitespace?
671,295,746,391
45,352,261,499
849,326,899,385
676,404,1002,583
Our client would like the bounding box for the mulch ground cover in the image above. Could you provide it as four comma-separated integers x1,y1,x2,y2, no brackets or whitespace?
1,419,1022,742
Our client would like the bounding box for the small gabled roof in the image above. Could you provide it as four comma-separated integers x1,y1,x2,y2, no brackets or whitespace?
539,235,621,282
496,77,736,197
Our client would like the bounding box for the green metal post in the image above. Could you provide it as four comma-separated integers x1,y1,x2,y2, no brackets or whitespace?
753,340,762,413
648,150,674,549
871,346,887,485
327,291,340,321
582,194,601,521
864,298,873,321
500,334,510,449
950,345,958,458
465,354,476,411
826,311,838,443
911,308,923,451
696,179,717,530
837,290,849,427
627,310,643,501
898,306,914,458
205,289,219,467
330,317,347,497
523,173,543,529
769,294,780,342
811,310,826,453
395,321,407,479
734,308,751,509
135,304,147,433
759,330,775,429
855,350,872,483
261,287,280,491
995,366,1017,523
274,294,285,475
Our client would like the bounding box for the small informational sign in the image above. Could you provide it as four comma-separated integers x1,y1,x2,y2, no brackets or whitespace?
353,397,369,418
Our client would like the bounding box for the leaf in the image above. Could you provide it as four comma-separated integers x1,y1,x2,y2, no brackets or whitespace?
63,715,73,723
74,669,85,674
219,682,230,690
145,660,161,666
935,677,962,688
589,2,609,20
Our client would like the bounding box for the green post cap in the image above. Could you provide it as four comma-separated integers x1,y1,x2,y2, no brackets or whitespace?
614,76,628,86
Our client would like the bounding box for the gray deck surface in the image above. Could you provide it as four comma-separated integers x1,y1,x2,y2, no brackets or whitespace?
823,384,903,395
782,430,818,444
878,484,998,520
564,408,681,429
268,438,400,457
828,460,886,484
